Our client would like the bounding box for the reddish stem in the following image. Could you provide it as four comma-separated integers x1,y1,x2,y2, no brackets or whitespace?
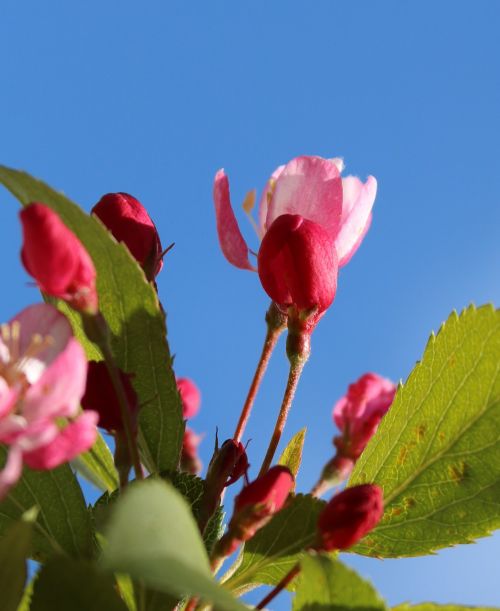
233,303,286,443
258,360,305,477
255,563,301,609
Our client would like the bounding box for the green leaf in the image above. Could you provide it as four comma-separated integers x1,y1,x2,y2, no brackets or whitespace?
393,606,499,611
73,433,119,492
0,447,93,560
350,305,500,557
279,428,307,482
115,574,137,611
30,557,128,611
293,554,386,611
0,165,183,474
222,494,325,595
101,479,246,611
0,516,33,611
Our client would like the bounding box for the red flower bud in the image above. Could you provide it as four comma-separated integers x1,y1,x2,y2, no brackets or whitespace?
317,484,383,551
20,203,98,313
235,465,294,518
81,361,139,433
181,428,202,474
257,214,338,321
176,377,201,420
92,193,163,280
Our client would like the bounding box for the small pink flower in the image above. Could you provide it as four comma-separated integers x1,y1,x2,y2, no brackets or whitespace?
176,377,201,420
0,304,98,500
20,204,98,313
333,373,396,461
92,193,164,280
213,155,376,272
316,484,384,551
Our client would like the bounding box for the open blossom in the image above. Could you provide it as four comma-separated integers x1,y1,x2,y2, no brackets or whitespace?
176,377,201,420
92,193,163,280
316,484,384,550
333,373,396,461
0,304,98,500
20,203,98,313
213,155,377,272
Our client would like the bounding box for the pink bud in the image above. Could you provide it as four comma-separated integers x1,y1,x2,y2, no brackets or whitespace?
317,484,384,551
176,377,201,420
20,203,98,313
92,193,163,279
257,214,338,321
81,361,139,434
234,465,294,517
181,428,203,474
333,373,396,461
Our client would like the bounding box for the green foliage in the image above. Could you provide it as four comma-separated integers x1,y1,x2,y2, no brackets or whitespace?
0,448,93,561
350,305,500,557
73,434,119,492
393,606,499,611
222,494,325,595
101,479,246,611
0,516,33,611
293,554,387,611
279,428,307,482
0,165,183,474
30,557,128,611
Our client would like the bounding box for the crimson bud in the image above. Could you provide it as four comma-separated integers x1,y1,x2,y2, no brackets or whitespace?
214,466,294,558
316,484,383,551
257,214,338,328
181,428,203,475
20,203,98,313
92,192,163,280
81,361,139,433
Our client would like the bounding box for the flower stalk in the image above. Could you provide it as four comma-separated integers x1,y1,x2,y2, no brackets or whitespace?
233,302,286,443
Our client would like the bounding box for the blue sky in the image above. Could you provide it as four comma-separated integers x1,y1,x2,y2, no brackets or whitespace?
1,1,500,608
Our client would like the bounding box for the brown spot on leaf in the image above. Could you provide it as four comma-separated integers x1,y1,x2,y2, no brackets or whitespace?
448,461,469,483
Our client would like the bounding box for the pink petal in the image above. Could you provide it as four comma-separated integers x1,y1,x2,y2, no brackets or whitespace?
22,411,98,470
0,378,18,419
213,170,255,271
266,156,343,240
258,164,285,235
0,446,23,501
23,338,88,421
12,304,73,384
335,176,377,267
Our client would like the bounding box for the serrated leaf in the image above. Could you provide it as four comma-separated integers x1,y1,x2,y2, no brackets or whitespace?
101,479,246,611
350,305,500,557
279,428,307,481
0,165,183,474
0,447,93,561
293,554,387,611
222,494,325,595
30,557,128,611
73,433,119,492
393,606,499,611
0,517,33,611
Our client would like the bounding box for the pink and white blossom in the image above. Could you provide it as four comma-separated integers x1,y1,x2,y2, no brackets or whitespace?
213,155,376,271
0,303,98,500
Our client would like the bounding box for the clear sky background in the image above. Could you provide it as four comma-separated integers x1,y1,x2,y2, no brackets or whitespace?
1,1,500,609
